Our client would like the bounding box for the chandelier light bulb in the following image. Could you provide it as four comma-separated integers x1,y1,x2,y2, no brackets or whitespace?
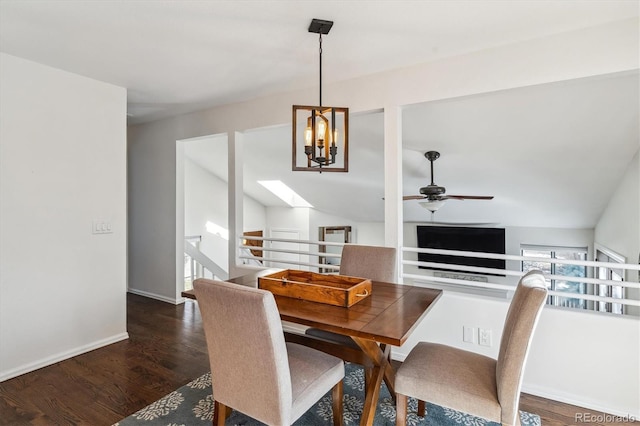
304,126,313,146
317,119,327,142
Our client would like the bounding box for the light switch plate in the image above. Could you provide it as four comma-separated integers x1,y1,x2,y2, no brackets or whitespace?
463,326,476,343
92,221,113,234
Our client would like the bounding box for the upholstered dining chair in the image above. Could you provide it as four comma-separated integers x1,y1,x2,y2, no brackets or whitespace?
305,244,397,347
302,244,397,388
395,270,547,426
337,244,398,283
193,278,344,426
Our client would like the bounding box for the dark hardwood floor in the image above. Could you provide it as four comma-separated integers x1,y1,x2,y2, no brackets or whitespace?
0,293,628,425
0,294,209,425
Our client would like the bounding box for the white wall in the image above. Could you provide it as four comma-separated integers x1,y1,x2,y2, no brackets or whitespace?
0,53,128,381
183,157,268,273
129,118,183,300
595,150,640,280
263,207,310,240
353,223,386,246
595,150,640,315
184,158,228,273
127,19,639,414
394,292,640,418
243,195,266,233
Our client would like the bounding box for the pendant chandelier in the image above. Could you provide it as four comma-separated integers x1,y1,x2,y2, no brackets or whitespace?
292,19,349,172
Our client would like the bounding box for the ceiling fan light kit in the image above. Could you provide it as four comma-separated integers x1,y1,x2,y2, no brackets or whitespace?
292,19,349,173
419,200,446,213
405,150,494,212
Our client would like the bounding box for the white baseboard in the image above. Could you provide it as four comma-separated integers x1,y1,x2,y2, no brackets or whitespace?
0,332,129,382
521,383,640,419
127,288,184,305
390,348,408,362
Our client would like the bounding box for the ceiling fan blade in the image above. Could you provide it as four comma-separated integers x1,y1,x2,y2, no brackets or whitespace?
443,195,494,200
413,152,494,204
403,195,427,200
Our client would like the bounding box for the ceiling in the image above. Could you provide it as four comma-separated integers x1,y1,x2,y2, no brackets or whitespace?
401,73,639,227
2,1,639,229
1,0,637,124
184,72,638,227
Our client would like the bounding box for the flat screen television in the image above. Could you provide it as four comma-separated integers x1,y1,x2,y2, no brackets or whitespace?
416,225,506,276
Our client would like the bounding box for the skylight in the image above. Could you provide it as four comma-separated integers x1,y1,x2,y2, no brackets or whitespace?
258,180,313,208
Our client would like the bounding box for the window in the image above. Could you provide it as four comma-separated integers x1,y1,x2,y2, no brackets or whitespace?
595,247,625,315
521,245,588,310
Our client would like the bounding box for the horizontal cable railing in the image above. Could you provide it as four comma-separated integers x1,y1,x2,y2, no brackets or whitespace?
403,247,639,271
232,237,639,309
402,260,637,289
238,256,340,271
403,247,640,308
239,235,343,272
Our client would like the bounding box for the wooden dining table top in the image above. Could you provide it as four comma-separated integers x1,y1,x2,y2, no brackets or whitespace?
183,268,442,347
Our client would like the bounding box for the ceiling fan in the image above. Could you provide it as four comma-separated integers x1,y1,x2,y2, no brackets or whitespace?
404,151,494,212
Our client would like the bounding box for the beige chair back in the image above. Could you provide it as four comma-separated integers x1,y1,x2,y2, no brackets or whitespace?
496,270,547,425
339,244,397,282
194,279,292,425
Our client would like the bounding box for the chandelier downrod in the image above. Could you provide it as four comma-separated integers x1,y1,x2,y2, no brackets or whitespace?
319,33,322,107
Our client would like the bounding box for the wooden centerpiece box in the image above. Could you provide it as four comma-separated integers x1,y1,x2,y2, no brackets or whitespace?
258,269,372,307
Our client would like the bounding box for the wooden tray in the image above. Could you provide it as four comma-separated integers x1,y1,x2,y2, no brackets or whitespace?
258,269,372,307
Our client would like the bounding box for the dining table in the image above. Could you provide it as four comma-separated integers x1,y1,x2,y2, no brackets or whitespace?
182,268,443,426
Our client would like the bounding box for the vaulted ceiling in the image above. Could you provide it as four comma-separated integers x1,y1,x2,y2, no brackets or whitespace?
2,1,638,228
1,0,637,124
401,73,639,227
184,72,638,227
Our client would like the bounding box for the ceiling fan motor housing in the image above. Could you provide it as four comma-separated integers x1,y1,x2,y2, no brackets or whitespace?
403,150,493,203
420,184,446,197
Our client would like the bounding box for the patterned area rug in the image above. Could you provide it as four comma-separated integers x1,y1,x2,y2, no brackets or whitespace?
114,363,540,426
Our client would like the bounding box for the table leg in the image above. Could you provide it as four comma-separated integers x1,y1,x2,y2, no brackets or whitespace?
380,344,396,401
352,338,393,426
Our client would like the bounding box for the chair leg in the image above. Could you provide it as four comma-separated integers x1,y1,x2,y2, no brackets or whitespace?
213,400,230,426
417,399,426,417
396,393,407,426
332,381,344,426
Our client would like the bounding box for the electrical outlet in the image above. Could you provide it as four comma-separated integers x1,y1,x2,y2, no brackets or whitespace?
479,328,492,347
463,326,476,343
